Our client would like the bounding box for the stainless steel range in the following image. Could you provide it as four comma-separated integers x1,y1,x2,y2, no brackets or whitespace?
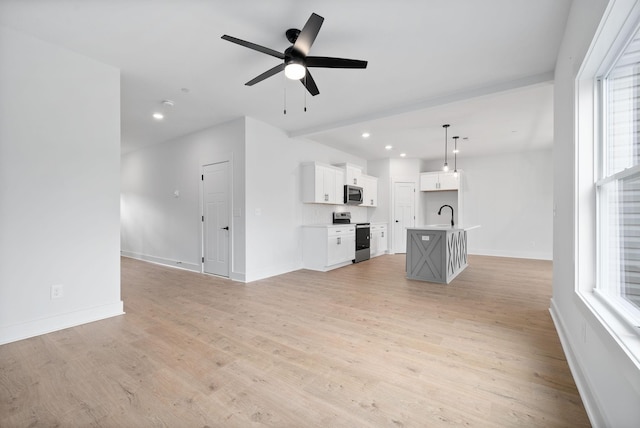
332,212,370,263
354,223,370,263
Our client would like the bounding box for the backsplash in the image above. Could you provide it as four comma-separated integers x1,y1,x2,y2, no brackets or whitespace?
302,204,368,225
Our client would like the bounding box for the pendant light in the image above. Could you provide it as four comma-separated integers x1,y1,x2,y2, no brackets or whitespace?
453,136,459,177
442,124,450,172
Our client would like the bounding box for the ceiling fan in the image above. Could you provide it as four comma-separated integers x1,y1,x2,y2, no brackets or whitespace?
221,12,368,96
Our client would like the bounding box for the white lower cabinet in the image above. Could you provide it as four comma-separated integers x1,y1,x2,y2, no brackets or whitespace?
370,223,388,257
303,225,356,271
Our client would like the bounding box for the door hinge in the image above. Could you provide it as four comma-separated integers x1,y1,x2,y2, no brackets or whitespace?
202,215,204,222
201,174,204,181
202,257,204,263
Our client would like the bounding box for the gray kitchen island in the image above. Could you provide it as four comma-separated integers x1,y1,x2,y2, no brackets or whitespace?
406,225,479,284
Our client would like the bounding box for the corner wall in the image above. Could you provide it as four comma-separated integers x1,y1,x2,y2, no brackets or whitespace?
244,117,367,282
0,26,123,344
423,148,553,259
552,1,640,426
120,118,247,280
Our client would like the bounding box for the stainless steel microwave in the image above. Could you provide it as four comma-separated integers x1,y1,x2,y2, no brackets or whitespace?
344,184,363,205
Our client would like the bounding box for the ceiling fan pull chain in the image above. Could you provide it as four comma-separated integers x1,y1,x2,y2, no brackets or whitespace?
304,74,307,112
283,87,287,115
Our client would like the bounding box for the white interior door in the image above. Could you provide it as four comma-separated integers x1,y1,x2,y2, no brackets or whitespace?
203,161,229,277
393,182,416,253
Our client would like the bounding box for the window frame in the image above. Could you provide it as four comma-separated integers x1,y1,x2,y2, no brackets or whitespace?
575,0,640,365
594,62,640,327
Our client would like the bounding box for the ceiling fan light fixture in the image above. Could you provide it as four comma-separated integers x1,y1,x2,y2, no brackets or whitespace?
285,62,306,80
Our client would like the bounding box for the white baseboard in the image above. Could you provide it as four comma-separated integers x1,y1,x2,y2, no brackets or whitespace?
549,298,604,428
120,250,200,272
244,263,301,283
0,301,124,345
468,248,552,260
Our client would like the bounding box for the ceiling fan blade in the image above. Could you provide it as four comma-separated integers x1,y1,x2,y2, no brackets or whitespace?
245,63,285,86
293,13,324,56
306,56,368,69
221,35,284,59
300,69,320,96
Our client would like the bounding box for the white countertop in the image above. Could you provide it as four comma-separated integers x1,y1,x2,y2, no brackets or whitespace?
303,222,388,228
303,223,356,228
409,224,480,231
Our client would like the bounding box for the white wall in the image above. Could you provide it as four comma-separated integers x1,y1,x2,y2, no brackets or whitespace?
121,116,367,283
121,118,246,279
551,1,640,426
0,26,123,344
244,117,367,282
423,149,553,259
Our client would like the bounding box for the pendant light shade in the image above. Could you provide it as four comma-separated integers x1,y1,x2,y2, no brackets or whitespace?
442,124,450,172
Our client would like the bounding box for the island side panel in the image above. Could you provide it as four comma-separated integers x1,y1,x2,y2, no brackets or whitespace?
406,229,447,283
445,229,468,283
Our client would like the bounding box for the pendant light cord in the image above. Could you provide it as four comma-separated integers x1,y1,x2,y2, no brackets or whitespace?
442,124,450,171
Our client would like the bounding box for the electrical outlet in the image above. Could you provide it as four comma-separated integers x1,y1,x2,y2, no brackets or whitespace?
51,284,64,300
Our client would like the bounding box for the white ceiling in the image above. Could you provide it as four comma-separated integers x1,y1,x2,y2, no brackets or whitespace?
0,0,571,161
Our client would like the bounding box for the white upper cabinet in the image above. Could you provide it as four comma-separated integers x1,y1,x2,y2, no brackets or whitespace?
360,174,378,207
333,163,378,208
420,171,461,191
302,162,345,204
334,162,363,186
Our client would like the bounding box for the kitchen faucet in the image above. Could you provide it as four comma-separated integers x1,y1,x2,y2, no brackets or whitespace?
438,204,455,227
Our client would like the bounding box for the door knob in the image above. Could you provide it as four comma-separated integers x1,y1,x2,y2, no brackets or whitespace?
221,226,229,230
395,220,399,223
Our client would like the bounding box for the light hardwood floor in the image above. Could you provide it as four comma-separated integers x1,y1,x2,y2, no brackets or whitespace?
0,255,589,427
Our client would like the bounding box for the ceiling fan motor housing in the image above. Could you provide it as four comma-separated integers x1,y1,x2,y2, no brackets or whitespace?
284,46,305,66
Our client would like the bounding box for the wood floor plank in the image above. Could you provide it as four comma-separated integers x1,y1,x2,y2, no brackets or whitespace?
0,254,590,427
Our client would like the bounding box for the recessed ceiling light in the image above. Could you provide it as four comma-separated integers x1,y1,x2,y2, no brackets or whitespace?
385,145,393,150
153,112,164,120
400,153,406,157
362,132,370,138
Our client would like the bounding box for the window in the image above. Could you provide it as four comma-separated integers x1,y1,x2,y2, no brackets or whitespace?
596,24,640,326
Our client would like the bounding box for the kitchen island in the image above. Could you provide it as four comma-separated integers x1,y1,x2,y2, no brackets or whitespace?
406,225,479,284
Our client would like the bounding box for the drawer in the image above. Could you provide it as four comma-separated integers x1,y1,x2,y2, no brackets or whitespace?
327,226,355,237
